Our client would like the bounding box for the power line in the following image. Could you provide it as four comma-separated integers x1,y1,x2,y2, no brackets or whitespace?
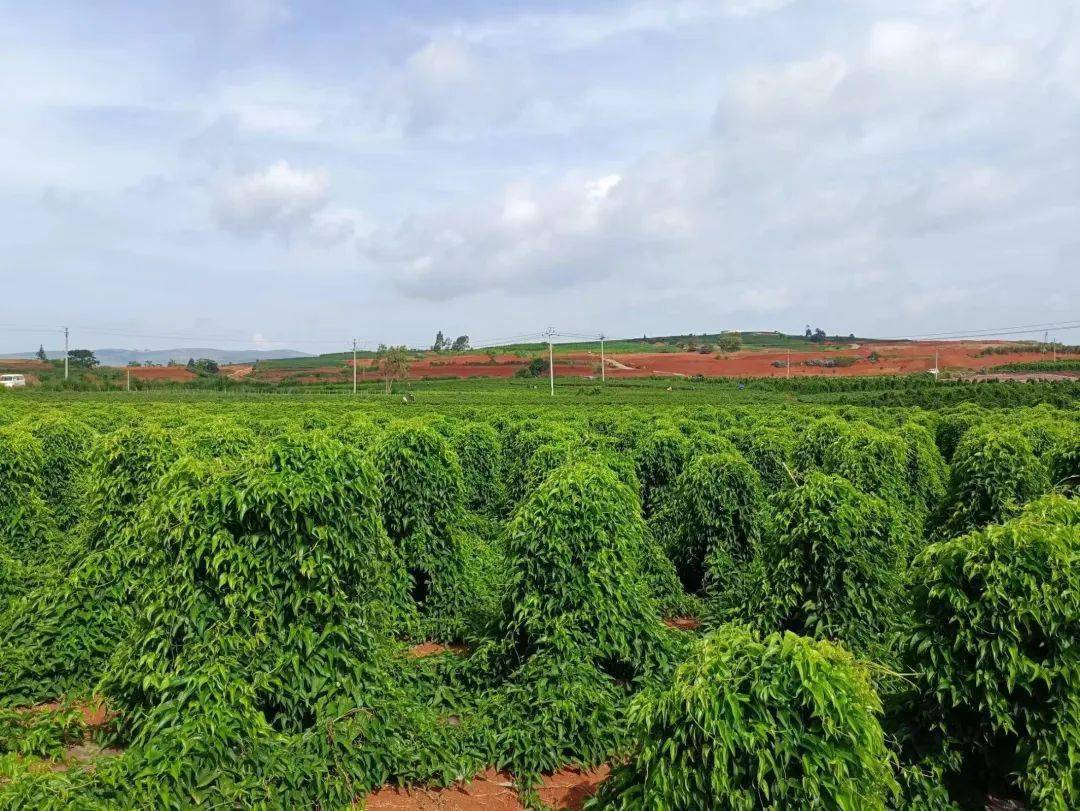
882,319,1080,341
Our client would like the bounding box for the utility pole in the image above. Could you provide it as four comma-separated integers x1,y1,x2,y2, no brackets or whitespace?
599,333,606,383
546,327,555,396
352,338,357,395
1053,337,1057,362
786,348,790,378
63,326,69,381
126,368,130,391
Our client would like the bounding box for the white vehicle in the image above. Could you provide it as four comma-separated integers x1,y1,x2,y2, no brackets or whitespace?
0,374,26,388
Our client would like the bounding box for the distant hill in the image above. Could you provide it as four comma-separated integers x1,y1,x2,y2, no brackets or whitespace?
3,347,312,367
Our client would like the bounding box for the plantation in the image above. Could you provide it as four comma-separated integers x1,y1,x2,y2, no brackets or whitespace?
0,385,1077,809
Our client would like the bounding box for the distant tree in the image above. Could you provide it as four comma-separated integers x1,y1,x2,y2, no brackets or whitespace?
718,333,742,352
186,358,196,372
515,356,549,378
127,360,142,367
194,358,220,374
67,349,98,368
451,335,470,352
377,345,410,394
432,331,446,352
35,344,47,362
805,325,812,338
811,328,827,343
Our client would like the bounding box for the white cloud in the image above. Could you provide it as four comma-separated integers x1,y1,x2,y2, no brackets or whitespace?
442,0,795,51
213,161,331,240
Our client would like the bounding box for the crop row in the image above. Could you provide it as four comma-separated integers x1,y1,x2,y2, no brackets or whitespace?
0,396,1077,808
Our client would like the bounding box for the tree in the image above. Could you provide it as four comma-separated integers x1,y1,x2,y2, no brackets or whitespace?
811,328,827,343
67,349,98,368
717,333,742,353
432,331,445,352
805,325,812,338
194,358,220,375
185,358,196,372
450,335,470,352
35,345,47,362
515,356,548,378
376,345,410,394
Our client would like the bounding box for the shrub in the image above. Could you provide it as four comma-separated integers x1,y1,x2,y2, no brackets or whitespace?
0,425,54,565
448,422,504,515
898,495,1080,808
711,472,904,655
633,428,691,517
591,627,897,809
372,424,496,640
650,452,764,593
103,431,411,733
498,462,678,672
476,463,683,780
934,404,986,461
729,427,795,493
0,424,178,704
23,412,96,531
934,424,1049,537
900,421,948,527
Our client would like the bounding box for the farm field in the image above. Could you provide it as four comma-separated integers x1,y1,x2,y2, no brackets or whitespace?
0,383,1078,809
237,339,1080,387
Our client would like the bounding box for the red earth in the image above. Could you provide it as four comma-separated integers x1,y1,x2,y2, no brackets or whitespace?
363,765,610,810
124,366,197,382
327,341,1077,382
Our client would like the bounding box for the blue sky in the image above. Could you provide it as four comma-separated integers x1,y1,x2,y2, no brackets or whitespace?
2,0,1078,353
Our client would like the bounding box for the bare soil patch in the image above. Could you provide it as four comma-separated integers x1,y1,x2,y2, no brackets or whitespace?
125,367,196,382
364,765,609,810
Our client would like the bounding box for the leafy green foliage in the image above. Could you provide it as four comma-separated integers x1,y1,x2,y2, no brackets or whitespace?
0,704,85,760
650,451,764,593
372,424,499,640
22,412,95,531
934,423,1050,536
447,421,504,515
0,394,1074,807
898,495,1080,808
0,425,54,565
633,429,691,516
710,472,904,655
591,627,897,809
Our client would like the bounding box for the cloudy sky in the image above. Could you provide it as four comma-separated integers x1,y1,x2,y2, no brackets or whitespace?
2,0,1078,352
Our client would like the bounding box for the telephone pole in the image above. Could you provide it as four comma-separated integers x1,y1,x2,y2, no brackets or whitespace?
599,333,606,383
352,339,357,395
786,348,790,378
63,326,69,381
545,327,555,396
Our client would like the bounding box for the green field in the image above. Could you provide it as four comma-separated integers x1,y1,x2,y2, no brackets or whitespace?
0,381,1077,808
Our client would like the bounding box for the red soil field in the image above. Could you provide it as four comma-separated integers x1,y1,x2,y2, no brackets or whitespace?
0,359,51,371
340,342,1078,382
125,367,197,382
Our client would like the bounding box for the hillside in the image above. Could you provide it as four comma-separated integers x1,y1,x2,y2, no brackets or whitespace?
3,347,312,367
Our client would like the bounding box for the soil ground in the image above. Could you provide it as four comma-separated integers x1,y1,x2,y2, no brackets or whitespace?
364,765,610,810
235,341,1077,384
124,366,197,382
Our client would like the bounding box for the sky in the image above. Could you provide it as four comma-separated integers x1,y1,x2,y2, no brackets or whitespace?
1,0,1078,353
